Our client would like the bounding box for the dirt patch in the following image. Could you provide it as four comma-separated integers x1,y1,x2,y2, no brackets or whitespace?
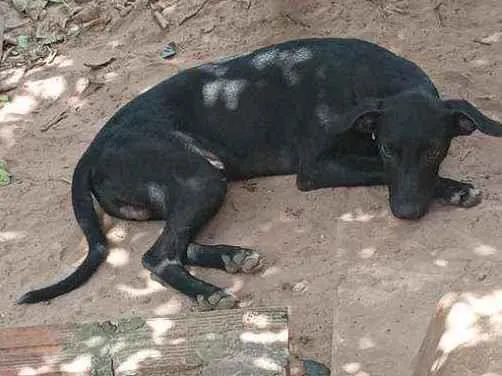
1,1,502,375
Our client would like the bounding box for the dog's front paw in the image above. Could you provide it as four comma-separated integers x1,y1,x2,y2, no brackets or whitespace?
444,184,482,208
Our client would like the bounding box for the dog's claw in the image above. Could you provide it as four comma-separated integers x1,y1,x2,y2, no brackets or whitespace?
448,186,482,208
222,250,264,274
193,290,238,311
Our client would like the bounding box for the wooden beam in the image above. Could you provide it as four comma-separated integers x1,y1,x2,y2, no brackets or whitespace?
0,307,289,376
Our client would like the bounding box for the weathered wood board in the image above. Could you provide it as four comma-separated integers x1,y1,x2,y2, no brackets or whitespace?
412,291,502,376
0,306,289,376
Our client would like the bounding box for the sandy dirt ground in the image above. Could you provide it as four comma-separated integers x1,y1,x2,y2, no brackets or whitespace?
1,0,502,375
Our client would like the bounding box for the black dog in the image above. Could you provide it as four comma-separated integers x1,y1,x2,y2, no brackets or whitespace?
18,38,502,309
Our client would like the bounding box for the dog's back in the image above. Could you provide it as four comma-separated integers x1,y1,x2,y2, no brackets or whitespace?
88,38,437,179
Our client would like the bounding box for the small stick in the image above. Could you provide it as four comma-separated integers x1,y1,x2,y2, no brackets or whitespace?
0,11,5,63
40,110,68,132
1,46,15,64
473,38,493,46
179,0,211,25
282,12,311,29
433,2,445,27
152,10,169,29
0,82,17,93
4,19,29,31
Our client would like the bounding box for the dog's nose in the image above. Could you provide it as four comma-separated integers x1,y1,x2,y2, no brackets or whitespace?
392,204,424,220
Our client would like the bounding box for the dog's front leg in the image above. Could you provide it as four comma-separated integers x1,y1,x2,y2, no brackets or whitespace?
296,156,387,191
434,177,482,208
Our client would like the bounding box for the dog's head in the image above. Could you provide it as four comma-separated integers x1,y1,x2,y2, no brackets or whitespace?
344,92,502,219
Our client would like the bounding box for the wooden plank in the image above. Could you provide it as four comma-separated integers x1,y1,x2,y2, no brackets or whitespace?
412,291,502,376
0,307,289,376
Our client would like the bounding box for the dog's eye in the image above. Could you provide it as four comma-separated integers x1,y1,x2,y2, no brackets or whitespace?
379,144,394,158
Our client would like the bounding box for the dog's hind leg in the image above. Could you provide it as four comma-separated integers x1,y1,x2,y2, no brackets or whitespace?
93,142,241,310
139,163,240,310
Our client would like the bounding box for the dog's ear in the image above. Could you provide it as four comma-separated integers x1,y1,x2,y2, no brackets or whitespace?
346,99,384,134
443,99,502,137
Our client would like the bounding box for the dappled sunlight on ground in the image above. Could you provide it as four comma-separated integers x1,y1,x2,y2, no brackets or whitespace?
0,230,28,242
116,270,165,297
342,362,371,376
414,289,502,375
358,247,376,259
339,208,387,223
261,265,281,278
154,296,183,316
60,354,93,374
106,247,130,267
227,276,245,294
103,71,119,82
0,95,38,123
253,356,284,372
23,76,67,101
0,53,118,155
240,329,288,344
116,349,162,373
433,259,448,267
0,68,25,87
474,244,497,256
358,336,376,350
147,318,174,345
50,55,74,69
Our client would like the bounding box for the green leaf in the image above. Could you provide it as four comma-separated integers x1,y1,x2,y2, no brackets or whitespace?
0,160,11,186
17,34,30,50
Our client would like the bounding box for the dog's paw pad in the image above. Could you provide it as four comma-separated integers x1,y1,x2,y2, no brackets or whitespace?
194,290,237,311
449,187,482,208
461,187,482,207
222,250,264,274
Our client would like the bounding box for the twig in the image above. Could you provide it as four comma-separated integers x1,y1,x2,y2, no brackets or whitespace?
0,11,5,63
83,56,115,70
40,110,68,132
5,19,29,31
152,10,169,29
473,38,493,46
59,177,72,185
459,148,472,162
0,82,18,93
45,48,58,65
1,46,15,64
433,2,445,27
179,0,212,25
4,35,17,45
281,12,311,29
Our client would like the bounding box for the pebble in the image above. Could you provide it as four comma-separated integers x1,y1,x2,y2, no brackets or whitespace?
303,359,330,376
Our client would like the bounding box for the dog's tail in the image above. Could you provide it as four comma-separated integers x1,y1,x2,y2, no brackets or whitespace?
17,155,108,304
